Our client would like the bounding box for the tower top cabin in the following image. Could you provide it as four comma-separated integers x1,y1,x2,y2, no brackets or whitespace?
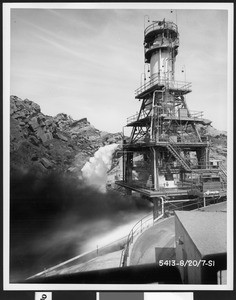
144,19,179,82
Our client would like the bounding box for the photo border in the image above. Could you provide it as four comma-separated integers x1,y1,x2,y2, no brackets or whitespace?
3,2,234,291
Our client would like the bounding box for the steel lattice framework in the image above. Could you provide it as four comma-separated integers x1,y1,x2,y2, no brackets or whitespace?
116,19,226,213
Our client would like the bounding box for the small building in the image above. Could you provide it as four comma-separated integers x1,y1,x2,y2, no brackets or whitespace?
209,159,222,169
175,208,226,284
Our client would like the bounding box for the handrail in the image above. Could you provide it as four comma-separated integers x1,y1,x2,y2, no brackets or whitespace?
121,203,165,267
119,248,125,267
169,137,192,169
135,74,192,97
168,110,204,120
127,110,149,124
120,212,154,267
126,109,204,127
189,110,204,118
158,134,208,144
145,20,178,36
220,165,227,173
218,164,227,184
219,164,227,175
120,164,226,193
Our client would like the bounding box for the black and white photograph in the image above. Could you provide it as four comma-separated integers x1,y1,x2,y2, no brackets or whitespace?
3,2,233,291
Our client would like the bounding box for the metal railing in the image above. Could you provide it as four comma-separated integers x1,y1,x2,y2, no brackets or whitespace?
126,109,204,126
145,20,178,36
169,137,192,170
120,211,164,267
120,213,154,267
135,74,192,97
157,134,207,144
119,248,125,267
189,110,204,119
219,163,227,176
127,111,149,124
126,179,198,193
218,164,227,184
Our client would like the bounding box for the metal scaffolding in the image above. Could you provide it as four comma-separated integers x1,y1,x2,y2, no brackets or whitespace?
116,19,226,214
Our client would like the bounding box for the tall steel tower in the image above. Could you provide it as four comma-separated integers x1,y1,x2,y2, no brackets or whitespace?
117,19,226,217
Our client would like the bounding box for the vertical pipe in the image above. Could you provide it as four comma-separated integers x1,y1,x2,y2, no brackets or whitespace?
150,95,154,141
161,197,164,216
152,146,158,190
203,196,206,207
122,127,125,181
150,90,158,142
158,48,161,82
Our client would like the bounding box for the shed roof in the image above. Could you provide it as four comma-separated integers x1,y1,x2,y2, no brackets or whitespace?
197,201,227,212
175,209,226,256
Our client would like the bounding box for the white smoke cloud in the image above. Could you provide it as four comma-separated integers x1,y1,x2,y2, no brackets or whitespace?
81,144,119,192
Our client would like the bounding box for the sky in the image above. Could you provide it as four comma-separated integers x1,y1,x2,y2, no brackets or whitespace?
9,4,232,132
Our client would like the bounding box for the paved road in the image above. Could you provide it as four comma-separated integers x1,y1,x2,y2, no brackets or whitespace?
129,217,175,265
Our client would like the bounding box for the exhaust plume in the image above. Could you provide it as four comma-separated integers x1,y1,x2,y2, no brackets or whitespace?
10,170,150,282
81,144,119,192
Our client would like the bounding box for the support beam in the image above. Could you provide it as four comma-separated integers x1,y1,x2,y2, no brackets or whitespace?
153,197,164,220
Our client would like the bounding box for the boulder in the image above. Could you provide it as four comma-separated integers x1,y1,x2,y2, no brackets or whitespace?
70,118,88,128
29,117,40,131
54,132,68,142
13,111,27,119
38,130,53,143
40,157,53,169
10,100,18,115
28,136,40,146
23,98,41,113
45,118,53,126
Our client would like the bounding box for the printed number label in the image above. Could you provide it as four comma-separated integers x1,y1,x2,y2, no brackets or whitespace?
35,292,52,300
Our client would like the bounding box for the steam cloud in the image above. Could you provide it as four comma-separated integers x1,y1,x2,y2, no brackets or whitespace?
81,144,119,192
10,170,150,282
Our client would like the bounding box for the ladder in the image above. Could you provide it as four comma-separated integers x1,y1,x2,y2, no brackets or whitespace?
167,141,192,172
219,164,227,184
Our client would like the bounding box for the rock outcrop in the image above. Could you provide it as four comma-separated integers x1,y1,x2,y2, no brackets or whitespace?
10,96,122,176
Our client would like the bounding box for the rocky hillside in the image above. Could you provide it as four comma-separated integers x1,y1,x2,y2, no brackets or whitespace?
10,95,122,177
197,124,227,164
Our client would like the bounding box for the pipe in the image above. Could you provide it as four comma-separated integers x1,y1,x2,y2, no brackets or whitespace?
23,264,182,284
161,196,165,217
150,90,158,141
152,146,158,190
153,196,165,222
